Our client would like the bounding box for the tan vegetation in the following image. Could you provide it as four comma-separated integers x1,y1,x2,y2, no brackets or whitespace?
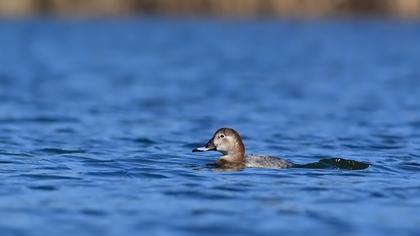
1,0,420,18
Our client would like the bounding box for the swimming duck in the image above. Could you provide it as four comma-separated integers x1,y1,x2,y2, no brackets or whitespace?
192,128,294,169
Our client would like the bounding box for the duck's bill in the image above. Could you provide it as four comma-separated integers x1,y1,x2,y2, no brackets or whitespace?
192,139,216,152
192,147,211,152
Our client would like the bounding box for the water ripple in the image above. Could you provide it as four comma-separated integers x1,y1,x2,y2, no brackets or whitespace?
35,148,86,155
18,174,81,180
0,116,80,124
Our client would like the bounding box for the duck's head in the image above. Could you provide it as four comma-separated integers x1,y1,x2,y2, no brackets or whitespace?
192,128,245,157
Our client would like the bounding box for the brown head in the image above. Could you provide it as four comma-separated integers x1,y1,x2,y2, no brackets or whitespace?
192,128,245,162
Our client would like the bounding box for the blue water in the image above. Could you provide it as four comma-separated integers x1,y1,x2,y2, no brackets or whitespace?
0,18,420,236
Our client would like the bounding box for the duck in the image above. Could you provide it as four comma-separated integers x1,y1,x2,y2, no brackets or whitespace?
192,128,294,169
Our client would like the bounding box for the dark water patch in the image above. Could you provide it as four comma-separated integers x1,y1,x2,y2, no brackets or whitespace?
182,182,202,188
173,223,253,235
211,185,249,193
54,127,77,134
369,191,387,198
408,153,420,158
301,186,329,192
0,139,25,146
408,119,420,127
82,161,122,169
372,163,401,174
0,116,80,124
84,170,129,177
80,208,108,217
385,186,419,200
135,98,169,108
374,134,406,141
0,151,33,157
0,227,26,236
0,156,29,164
0,160,17,164
164,189,234,200
28,185,58,191
367,144,405,150
337,171,369,177
34,165,72,171
18,174,81,180
341,143,364,149
342,141,405,151
133,137,157,145
191,208,237,216
305,210,352,228
35,148,86,155
129,172,169,179
318,143,338,149
397,162,420,172
125,166,163,172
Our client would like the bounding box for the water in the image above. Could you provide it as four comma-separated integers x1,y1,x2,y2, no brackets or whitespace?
0,17,420,236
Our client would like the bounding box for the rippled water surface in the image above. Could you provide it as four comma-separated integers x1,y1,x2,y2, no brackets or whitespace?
0,18,420,236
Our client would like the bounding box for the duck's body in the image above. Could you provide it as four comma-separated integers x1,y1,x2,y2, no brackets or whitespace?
245,155,294,168
192,127,370,170
193,128,294,169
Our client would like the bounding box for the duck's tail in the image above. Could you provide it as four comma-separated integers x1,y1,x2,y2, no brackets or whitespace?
294,158,370,170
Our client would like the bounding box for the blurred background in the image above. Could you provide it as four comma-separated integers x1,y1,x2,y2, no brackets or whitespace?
1,0,420,18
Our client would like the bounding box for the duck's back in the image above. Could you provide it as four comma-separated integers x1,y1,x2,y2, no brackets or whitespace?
245,155,294,169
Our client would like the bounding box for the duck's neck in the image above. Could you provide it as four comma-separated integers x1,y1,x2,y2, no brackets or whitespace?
216,153,245,169
217,137,246,167
218,152,245,164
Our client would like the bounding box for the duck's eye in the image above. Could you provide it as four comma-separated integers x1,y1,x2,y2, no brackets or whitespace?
220,134,225,138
